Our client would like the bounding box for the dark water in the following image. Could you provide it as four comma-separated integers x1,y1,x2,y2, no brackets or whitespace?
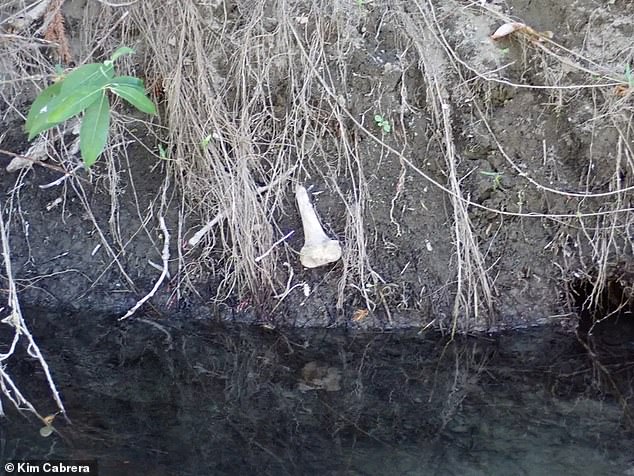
1,308,633,475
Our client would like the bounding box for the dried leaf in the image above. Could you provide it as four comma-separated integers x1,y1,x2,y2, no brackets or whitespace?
491,22,526,40
6,139,47,173
43,0,72,64
352,308,369,322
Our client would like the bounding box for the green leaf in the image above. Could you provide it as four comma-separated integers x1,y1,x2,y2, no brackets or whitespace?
108,75,145,89
46,85,104,124
109,46,135,63
158,143,168,159
59,63,114,94
25,81,63,139
80,91,110,167
374,114,383,123
109,84,156,115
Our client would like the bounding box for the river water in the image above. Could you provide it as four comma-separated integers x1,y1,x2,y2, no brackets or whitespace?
1,308,633,475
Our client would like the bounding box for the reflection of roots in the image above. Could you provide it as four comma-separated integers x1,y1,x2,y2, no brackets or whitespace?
572,276,634,428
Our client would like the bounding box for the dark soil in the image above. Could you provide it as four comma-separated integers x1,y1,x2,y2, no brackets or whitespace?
0,0,631,330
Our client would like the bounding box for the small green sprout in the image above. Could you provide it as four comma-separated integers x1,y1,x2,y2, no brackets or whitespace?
25,46,157,168
374,114,391,133
480,170,504,191
158,143,168,160
200,134,213,149
625,64,634,88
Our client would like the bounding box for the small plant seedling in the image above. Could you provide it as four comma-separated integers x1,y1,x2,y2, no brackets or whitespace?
374,114,391,133
480,170,504,191
200,134,213,149
158,143,169,160
625,64,634,88
25,46,157,168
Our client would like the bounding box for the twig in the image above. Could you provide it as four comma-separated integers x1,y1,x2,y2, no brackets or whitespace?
0,148,86,179
120,216,170,320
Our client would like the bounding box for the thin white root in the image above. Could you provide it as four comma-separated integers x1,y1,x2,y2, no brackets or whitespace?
95,0,138,6
120,216,170,320
0,198,66,420
39,165,83,189
272,262,304,301
255,230,295,263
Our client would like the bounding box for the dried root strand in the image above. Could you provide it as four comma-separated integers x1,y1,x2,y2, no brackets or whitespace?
43,0,72,64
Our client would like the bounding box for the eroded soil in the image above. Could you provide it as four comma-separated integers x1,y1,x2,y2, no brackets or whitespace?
0,0,631,331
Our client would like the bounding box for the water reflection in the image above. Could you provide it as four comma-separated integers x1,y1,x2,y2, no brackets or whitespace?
1,309,633,475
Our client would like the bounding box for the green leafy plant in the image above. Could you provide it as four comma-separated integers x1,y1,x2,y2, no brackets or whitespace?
25,46,157,167
374,114,391,133
157,143,169,160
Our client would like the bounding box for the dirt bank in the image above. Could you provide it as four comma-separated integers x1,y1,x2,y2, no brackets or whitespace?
2,0,632,331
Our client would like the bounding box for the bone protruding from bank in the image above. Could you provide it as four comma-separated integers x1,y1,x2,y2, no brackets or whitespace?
295,185,342,268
